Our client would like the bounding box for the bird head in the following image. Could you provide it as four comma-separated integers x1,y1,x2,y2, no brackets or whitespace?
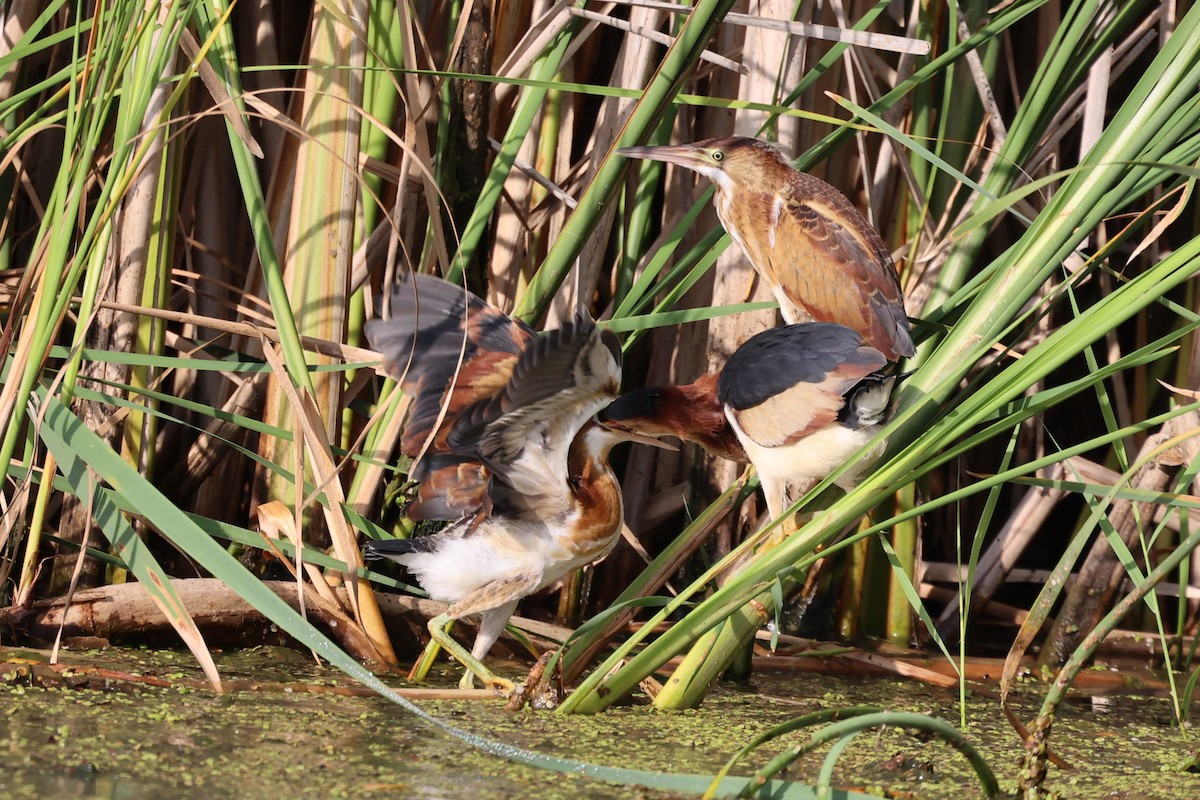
588,412,679,455
597,386,669,437
598,375,745,462
617,136,791,192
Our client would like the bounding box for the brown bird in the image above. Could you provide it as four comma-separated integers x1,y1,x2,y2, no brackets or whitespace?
363,274,669,692
618,136,915,361
600,323,898,521
597,372,747,465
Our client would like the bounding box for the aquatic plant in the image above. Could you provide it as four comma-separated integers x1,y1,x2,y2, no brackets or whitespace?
3,0,1199,796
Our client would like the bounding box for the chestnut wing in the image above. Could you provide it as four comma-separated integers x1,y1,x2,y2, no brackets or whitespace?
451,313,623,503
367,274,535,521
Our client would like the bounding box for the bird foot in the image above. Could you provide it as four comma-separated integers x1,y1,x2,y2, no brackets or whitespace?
458,670,515,697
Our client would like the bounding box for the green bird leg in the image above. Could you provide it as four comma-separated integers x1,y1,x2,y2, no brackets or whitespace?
408,626,448,683
412,571,541,694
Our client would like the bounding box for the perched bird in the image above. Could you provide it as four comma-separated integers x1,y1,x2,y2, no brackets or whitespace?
600,323,898,522
363,273,667,692
618,136,915,361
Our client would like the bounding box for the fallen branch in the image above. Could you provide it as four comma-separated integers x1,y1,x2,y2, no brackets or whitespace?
13,578,382,659
7,578,575,660
0,648,496,699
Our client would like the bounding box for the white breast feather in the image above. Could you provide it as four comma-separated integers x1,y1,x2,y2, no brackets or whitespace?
701,166,735,191
768,196,785,249
394,507,619,606
729,417,882,491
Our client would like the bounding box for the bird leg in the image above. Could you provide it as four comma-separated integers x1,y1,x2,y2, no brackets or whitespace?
412,612,515,694
408,625,449,683
414,572,540,694
759,473,797,538
759,474,789,525
454,602,520,692
758,476,817,548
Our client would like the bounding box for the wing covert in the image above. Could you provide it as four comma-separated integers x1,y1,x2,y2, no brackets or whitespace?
771,174,914,360
719,323,887,448
367,274,540,520
450,313,623,500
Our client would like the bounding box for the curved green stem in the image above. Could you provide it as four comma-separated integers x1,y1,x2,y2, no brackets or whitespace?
746,712,999,799
703,707,882,799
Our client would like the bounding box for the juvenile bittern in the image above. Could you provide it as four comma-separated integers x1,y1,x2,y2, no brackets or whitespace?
618,137,915,361
363,274,668,693
600,323,899,521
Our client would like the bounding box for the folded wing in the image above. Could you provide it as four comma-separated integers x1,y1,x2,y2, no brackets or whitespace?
718,323,887,446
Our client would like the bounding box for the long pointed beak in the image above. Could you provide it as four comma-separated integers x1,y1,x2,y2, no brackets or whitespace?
616,144,707,171
600,421,679,451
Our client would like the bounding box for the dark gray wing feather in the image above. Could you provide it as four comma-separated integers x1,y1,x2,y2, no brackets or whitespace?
718,323,878,411
365,273,534,391
448,312,618,463
453,312,621,501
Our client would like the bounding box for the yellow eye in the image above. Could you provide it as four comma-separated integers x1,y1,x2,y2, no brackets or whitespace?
711,150,724,162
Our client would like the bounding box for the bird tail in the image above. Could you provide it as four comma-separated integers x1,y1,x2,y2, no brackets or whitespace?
842,370,912,427
362,536,436,565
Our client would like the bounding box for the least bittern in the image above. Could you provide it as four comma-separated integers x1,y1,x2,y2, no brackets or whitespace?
600,322,899,521
363,274,669,693
618,137,915,361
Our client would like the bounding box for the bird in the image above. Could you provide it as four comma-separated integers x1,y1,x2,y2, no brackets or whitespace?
362,273,669,693
597,373,747,465
599,322,899,522
618,136,915,362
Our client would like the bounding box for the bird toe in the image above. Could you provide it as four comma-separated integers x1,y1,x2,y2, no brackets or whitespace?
487,676,516,697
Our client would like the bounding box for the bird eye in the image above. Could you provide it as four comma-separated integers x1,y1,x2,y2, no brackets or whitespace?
711,150,724,162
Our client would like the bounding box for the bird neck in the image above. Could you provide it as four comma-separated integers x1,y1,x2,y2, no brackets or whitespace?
565,425,623,553
678,374,723,417
710,179,779,273
674,377,743,461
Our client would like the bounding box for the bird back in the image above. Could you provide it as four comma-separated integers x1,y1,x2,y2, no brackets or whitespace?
717,323,884,411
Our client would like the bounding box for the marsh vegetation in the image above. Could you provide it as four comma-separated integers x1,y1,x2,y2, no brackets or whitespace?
3,1,1200,797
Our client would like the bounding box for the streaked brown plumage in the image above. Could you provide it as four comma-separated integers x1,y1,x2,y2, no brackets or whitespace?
618,136,915,361
600,323,899,521
362,274,668,692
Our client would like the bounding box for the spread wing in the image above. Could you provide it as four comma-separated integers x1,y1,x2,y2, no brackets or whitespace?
732,172,913,361
366,273,535,521
367,274,621,519
367,273,537,458
718,323,886,447
402,454,494,522
450,313,623,506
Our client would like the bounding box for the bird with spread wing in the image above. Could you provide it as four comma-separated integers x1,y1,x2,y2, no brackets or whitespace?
363,274,668,693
